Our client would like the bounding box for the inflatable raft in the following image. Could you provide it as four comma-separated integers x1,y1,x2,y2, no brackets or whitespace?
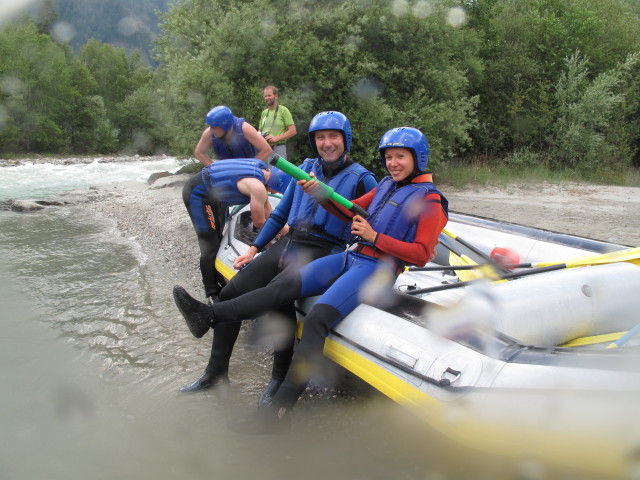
216,199,640,476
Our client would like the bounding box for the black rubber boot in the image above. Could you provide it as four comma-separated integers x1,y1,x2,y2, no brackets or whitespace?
257,378,283,408
228,402,290,435
173,285,215,338
178,371,229,393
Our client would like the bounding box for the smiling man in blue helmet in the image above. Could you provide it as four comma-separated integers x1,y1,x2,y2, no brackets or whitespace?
174,126,448,433
183,106,274,300
173,111,378,403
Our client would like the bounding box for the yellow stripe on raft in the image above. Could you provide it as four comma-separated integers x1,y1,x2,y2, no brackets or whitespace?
215,257,237,282
560,332,625,347
324,338,437,407
322,337,628,477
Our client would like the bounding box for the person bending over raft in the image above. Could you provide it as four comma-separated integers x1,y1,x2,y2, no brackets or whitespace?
173,127,448,433
185,105,272,300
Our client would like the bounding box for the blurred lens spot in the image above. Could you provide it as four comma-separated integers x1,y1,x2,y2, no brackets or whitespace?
352,77,382,100
446,7,467,28
51,21,75,43
391,0,409,17
413,0,433,18
118,16,142,37
1,75,24,96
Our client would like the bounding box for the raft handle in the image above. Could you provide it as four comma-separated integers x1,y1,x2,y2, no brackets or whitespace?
441,367,461,385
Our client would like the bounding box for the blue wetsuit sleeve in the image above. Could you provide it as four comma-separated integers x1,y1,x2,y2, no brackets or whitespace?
252,179,295,250
358,172,378,196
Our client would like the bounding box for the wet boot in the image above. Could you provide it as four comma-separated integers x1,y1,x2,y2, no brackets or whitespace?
178,371,229,393
228,402,290,435
173,285,215,338
257,378,283,408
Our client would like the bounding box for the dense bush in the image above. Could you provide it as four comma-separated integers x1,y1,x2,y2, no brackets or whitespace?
2,0,640,177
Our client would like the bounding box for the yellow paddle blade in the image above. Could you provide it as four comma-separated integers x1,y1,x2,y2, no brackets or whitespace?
448,251,479,281
535,246,640,269
447,252,501,281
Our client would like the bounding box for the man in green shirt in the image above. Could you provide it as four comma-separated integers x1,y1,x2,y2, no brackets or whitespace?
258,85,297,159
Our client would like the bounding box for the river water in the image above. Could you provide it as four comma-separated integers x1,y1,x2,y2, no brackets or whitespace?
0,158,634,480
0,158,445,480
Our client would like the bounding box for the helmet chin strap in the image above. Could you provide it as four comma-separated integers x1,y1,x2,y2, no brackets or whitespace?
321,152,348,169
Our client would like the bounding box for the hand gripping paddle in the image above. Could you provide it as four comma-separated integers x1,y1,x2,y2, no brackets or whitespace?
269,154,370,218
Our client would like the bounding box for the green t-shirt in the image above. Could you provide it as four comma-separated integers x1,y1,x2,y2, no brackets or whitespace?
258,105,294,143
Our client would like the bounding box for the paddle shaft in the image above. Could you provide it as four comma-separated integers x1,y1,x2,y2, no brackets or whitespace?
441,228,510,275
269,155,370,218
410,263,532,272
406,263,567,296
606,323,640,348
414,244,640,273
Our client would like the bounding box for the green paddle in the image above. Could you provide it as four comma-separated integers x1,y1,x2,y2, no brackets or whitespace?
269,154,370,218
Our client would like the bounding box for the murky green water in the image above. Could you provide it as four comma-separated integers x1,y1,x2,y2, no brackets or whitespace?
0,205,632,480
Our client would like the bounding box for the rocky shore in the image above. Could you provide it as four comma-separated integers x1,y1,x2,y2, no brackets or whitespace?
5,153,639,248
7,167,640,292
66,173,640,249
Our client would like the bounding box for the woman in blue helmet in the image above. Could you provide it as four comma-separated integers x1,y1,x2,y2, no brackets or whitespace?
173,127,448,433
184,106,273,299
174,111,377,402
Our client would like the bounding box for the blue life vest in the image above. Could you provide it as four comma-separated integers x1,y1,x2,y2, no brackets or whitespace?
211,117,257,159
201,159,267,205
360,176,448,246
287,159,375,245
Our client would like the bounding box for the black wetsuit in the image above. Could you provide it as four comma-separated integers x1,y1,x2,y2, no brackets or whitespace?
203,159,377,382
182,172,228,298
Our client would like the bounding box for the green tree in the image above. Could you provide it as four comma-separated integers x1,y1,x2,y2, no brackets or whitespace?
77,39,166,153
35,0,58,36
0,22,75,153
550,52,639,174
64,58,117,153
468,0,640,162
78,39,135,113
155,0,481,171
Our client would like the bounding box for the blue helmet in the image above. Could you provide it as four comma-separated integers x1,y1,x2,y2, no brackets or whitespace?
266,166,293,193
378,127,429,172
308,111,352,156
205,106,234,131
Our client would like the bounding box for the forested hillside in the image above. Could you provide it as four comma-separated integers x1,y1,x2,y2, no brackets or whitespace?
1,0,640,182
9,0,172,62
54,0,171,62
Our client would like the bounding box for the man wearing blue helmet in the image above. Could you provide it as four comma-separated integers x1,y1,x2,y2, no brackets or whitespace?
173,127,448,433
195,105,272,166
184,106,273,300
173,111,377,401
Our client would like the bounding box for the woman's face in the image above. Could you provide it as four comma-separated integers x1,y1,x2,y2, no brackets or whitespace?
384,147,415,182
